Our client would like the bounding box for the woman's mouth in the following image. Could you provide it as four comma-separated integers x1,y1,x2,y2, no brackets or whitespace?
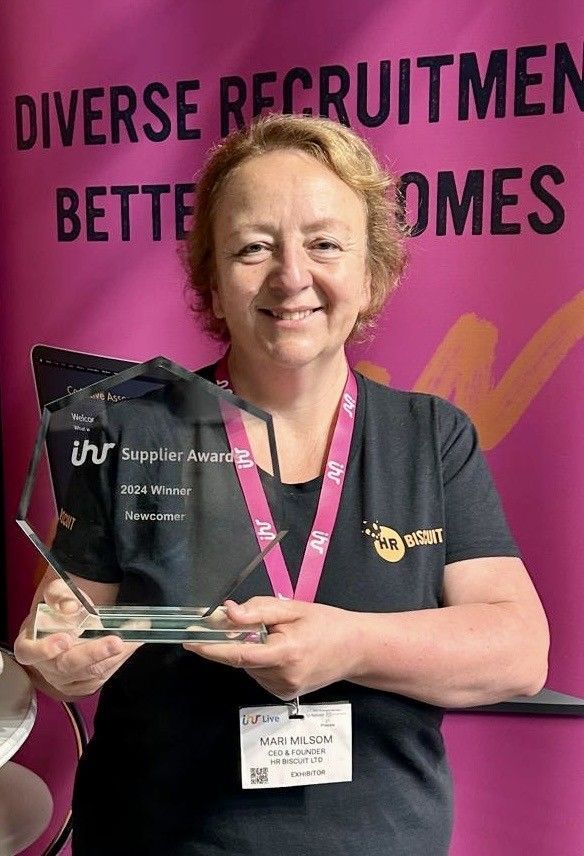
259,307,323,321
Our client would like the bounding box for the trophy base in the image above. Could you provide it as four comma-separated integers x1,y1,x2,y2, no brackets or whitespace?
33,603,267,644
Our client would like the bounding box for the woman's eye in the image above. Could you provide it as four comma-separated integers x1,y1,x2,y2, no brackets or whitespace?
313,240,340,251
238,243,267,256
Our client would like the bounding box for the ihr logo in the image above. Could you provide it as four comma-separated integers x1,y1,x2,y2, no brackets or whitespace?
71,439,115,466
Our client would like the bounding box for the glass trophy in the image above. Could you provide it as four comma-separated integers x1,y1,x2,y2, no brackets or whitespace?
17,357,287,644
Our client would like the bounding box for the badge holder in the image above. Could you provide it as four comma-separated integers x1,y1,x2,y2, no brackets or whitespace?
286,697,304,720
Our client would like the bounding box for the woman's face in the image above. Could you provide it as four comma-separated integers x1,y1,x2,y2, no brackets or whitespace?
211,149,371,371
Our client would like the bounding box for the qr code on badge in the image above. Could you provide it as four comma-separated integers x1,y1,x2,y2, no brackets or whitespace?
250,766,269,785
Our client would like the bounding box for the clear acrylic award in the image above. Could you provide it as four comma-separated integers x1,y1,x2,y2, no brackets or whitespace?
17,357,286,644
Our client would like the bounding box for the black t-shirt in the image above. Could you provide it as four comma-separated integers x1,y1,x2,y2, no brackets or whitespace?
53,368,520,856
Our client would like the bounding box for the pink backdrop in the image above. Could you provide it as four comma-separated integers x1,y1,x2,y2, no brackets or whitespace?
1,2,583,854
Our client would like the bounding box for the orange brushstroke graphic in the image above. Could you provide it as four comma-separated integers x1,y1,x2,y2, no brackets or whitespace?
356,290,584,450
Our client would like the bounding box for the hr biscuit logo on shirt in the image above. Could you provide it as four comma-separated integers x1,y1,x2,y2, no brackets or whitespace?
362,520,443,563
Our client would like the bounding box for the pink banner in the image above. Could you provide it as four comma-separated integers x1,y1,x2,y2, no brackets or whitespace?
0,2,582,854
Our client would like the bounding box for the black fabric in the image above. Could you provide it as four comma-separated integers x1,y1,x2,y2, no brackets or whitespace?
53,367,520,856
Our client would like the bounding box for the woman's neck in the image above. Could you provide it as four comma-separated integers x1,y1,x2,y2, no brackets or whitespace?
225,348,350,483
226,348,349,426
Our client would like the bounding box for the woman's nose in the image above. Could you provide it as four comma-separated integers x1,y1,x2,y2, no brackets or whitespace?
268,242,312,295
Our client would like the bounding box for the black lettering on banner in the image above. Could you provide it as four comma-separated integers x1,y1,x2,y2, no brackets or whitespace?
15,94,37,149
57,184,179,242
515,45,546,116
86,186,108,241
400,172,429,236
528,165,565,234
15,81,199,148
56,188,80,241
400,166,565,237
41,92,51,148
111,185,139,241
417,54,455,122
220,75,246,135
143,82,172,142
110,86,138,144
253,71,277,117
319,65,351,126
53,164,566,242
83,88,106,144
283,67,312,114
398,58,411,124
141,184,171,241
357,61,390,127
175,183,194,239
437,170,484,236
177,80,201,140
553,42,584,112
459,50,507,119
14,45,584,154
491,167,522,234
55,90,79,146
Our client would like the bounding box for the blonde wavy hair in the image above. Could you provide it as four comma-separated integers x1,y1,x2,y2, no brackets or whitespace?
185,113,407,341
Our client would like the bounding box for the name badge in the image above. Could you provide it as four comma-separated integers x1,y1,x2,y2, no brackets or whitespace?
239,702,352,789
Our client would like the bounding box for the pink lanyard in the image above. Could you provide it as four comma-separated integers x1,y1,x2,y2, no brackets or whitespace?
215,354,358,603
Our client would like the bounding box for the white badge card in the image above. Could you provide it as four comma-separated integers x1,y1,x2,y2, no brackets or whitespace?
240,702,352,789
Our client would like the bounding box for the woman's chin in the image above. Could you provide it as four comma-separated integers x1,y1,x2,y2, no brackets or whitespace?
261,341,340,370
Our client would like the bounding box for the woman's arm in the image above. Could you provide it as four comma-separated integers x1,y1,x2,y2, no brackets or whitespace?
347,555,549,706
14,570,140,702
185,556,549,707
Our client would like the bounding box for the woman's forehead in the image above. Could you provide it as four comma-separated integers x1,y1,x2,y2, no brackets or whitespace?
215,150,367,229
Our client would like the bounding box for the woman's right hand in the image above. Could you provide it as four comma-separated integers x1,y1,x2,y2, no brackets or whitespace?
14,576,141,700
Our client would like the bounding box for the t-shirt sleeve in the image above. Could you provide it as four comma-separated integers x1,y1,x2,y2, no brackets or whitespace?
51,428,122,584
436,398,521,564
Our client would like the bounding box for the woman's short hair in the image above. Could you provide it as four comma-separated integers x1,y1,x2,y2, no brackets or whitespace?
185,113,407,341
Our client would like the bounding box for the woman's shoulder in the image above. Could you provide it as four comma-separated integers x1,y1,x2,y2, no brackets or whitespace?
355,370,474,439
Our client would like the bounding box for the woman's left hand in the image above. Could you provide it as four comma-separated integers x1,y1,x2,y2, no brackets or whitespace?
183,597,361,700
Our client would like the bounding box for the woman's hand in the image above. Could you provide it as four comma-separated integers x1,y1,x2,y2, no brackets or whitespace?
184,597,362,700
14,577,141,700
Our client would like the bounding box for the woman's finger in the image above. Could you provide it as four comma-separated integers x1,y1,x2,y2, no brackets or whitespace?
14,631,73,666
59,645,139,685
43,577,92,614
184,631,286,669
224,597,301,628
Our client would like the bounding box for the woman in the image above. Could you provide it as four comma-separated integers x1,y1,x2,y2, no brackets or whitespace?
15,114,549,855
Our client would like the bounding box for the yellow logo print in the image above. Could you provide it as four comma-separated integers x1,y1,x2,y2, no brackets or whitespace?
363,520,444,563
362,521,405,563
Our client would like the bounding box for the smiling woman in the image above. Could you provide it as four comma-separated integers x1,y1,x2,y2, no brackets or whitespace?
15,113,549,856
186,114,406,343
209,149,372,377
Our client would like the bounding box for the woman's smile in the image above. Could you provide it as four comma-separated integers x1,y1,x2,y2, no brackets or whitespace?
257,305,325,323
